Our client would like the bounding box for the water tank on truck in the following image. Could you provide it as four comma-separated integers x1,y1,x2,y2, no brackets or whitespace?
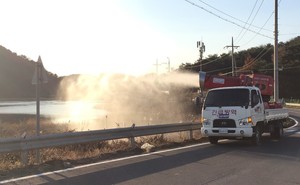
199,71,274,97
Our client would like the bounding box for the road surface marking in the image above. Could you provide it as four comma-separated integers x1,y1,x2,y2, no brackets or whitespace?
1,142,211,184
2,116,298,184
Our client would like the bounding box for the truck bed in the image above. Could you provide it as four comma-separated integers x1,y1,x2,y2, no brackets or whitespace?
265,108,289,122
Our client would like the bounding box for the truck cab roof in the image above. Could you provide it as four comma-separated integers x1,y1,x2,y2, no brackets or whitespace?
207,86,260,92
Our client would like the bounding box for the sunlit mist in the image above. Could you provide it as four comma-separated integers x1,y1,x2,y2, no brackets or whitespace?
56,72,200,130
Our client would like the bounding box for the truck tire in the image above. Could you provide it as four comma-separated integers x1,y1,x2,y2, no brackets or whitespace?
252,125,262,145
270,124,276,139
274,122,283,139
209,137,219,144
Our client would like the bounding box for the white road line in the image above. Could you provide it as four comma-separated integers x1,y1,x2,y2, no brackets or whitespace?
286,117,299,130
0,142,210,184
2,117,299,184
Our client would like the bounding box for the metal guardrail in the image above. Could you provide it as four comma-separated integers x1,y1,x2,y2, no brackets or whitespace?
0,122,201,154
286,103,300,107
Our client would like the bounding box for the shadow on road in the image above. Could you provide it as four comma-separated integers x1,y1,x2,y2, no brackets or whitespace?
39,131,300,185
14,116,300,185
40,143,230,185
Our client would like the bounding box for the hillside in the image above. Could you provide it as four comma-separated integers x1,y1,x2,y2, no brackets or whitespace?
0,46,60,100
179,36,300,99
1,36,300,100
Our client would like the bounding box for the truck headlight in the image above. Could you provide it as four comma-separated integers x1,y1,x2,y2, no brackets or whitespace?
239,117,252,126
201,117,211,126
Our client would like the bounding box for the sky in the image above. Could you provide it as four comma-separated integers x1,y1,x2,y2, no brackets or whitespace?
0,0,299,76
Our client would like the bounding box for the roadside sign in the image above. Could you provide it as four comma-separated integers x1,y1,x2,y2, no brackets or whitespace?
32,56,48,85
31,55,48,164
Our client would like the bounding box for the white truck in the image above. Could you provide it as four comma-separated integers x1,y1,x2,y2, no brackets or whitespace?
200,80,289,145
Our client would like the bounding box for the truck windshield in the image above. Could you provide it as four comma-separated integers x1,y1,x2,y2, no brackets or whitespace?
204,89,249,108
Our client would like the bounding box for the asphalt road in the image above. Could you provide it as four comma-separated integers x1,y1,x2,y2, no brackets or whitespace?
3,108,300,185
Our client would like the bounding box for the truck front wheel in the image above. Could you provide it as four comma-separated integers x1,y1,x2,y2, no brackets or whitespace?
274,122,283,139
209,137,219,144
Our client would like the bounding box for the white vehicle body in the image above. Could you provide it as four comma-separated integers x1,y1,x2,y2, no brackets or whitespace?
200,86,289,145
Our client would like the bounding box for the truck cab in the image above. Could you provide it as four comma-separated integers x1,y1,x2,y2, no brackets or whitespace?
200,86,287,145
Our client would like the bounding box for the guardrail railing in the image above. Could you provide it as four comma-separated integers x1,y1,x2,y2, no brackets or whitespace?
0,122,201,164
286,103,300,107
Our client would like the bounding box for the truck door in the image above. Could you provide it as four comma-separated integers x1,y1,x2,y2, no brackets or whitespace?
251,90,264,123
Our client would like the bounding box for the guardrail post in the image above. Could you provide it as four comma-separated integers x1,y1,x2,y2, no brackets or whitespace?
129,137,136,148
129,123,136,148
20,132,28,166
189,130,193,140
35,150,41,164
21,151,28,166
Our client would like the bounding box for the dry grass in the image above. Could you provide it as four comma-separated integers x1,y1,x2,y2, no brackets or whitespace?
0,117,294,180
0,133,198,171
0,118,70,138
0,118,71,170
0,116,200,172
0,114,294,173
0,140,128,170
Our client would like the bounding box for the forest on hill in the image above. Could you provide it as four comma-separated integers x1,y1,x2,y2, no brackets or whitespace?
0,46,60,100
0,36,299,100
179,36,300,99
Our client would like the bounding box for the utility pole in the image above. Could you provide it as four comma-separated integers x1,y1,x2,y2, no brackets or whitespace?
154,58,171,74
225,37,239,76
274,0,279,102
167,57,171,72
197,41,205,71
153,59,159,74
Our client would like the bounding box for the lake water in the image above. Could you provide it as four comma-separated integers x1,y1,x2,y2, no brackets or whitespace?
0,100,196,131
0,101,107,117
0,101,111,129
0,100,168,130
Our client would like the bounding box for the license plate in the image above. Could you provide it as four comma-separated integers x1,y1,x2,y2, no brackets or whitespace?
219,128,228,134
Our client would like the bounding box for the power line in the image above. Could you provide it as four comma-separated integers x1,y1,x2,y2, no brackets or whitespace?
235,0,259,42
223,65,300,75
184,0,273,39
279,33,300,36
196,0,272,32
241,11,273,47
206,66,232,74
201,54,228,67
184,46,273,74
258,65,300,72
240,0,282,47
237,46,273,72
236,0,265,44
183,53,229,69
252,46,273,61
221,70,234,76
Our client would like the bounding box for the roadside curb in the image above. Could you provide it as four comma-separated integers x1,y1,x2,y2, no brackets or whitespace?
286,117,298,130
